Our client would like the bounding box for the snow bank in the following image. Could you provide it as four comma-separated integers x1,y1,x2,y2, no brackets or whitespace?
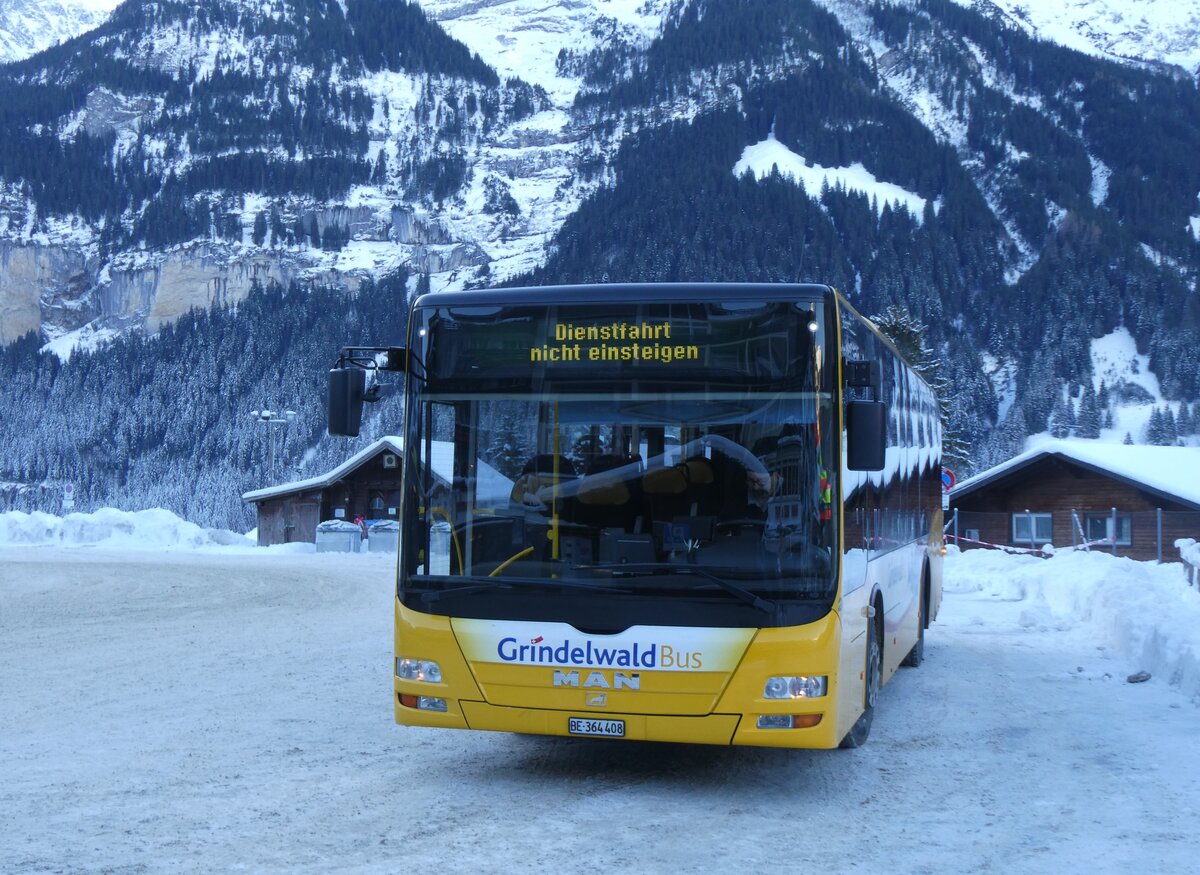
0,508,252,550
948,548,1200,701
1177,537,1200,567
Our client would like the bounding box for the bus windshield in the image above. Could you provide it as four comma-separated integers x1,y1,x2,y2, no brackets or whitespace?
400,298,839,627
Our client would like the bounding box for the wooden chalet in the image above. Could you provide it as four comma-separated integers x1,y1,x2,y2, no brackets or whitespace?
948,440,1200,562
242,436,514,547
242,437,406,547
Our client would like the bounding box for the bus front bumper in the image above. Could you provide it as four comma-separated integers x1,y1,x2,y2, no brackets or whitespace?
396,695,840,749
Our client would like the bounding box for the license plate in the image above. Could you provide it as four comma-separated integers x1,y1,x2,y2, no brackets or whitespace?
568,717,625,737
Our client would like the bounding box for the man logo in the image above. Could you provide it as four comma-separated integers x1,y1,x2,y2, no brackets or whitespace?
586,693,607,708
553,669,641,690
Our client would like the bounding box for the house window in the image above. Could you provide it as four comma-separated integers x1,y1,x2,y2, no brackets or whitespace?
1012,512,1052,544
1084,514,1132,546
369,492,386,515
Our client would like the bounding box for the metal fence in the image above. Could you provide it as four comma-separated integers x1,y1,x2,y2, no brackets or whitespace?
1177,538,1200,587
944,509,1200,564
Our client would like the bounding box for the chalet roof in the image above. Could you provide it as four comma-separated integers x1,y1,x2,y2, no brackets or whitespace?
241,437,514,505
242,436,405,503
949,439,1200,510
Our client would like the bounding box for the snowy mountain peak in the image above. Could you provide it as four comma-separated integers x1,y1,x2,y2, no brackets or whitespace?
0,0,120,65
418,0,672,102
956,0,1200,76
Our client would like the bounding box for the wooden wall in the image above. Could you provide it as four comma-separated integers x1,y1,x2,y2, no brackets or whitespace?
251,448,405,546
254,490,322,546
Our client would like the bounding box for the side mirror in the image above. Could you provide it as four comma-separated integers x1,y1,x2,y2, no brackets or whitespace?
844,359,881,393
328,367,366,437
847,400,887,471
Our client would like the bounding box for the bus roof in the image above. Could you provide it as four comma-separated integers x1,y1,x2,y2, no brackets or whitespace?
413,282,835,309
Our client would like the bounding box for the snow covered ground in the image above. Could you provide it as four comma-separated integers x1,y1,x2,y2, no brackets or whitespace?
734,132,931,222
3,511,1199,873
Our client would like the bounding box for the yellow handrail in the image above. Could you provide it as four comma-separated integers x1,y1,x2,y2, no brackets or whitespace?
422,506,464,573
489,546,535,577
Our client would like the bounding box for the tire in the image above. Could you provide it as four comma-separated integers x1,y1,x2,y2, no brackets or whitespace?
901,587,926,668
839,613,881,749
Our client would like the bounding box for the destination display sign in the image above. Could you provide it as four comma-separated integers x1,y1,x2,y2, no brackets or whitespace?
531,321,700,365
418,301,825,388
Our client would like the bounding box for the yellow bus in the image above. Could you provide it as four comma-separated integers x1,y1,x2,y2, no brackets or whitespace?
328,283,943,748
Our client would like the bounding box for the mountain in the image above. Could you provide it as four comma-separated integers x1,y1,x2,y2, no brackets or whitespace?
0,0,120,64
1,0,1199,529
949,0,1200,77
0,0,667,350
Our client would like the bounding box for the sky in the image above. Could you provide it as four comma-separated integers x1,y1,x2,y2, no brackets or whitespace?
2,507,1198,872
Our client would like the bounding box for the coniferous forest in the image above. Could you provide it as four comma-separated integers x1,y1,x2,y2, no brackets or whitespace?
0,272,410,530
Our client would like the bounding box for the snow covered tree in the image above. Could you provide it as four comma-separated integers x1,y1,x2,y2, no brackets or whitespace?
987,404,1029,466
1177,403,1192,437
372,148,388,185
1048,389,1072,439
252,211,267,246
872,305,970,466
1145,407,1166,445
1164,407,1179,445
1075,384,1101,439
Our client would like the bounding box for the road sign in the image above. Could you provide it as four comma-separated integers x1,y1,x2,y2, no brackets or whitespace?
941,468,957,493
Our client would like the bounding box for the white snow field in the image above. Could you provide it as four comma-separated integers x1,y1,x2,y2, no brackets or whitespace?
3,533,1199,873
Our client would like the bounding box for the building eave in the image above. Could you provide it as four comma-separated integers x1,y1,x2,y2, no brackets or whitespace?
949,442,1200,511
241,436,404,503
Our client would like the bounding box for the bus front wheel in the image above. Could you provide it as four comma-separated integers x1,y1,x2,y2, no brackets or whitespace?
839,614,881,749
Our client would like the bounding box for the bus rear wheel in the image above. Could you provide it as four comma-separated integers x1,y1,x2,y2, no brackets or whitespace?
902,586,926,668
839,614,881,749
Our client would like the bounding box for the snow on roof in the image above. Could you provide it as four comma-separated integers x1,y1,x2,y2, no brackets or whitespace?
242,436,405,503
950,438,1200,509
241,437,514,505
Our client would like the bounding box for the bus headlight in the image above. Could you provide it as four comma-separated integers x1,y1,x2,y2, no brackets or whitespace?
763,675,827,699
396,658,442,683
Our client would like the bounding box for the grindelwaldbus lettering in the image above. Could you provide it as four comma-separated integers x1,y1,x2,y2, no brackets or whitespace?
496,637,704,670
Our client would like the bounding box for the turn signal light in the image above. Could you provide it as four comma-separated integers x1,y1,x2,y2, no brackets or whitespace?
398,693,448,712
756,714,823,730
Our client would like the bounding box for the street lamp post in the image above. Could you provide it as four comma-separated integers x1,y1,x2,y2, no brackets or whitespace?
251,408,297,481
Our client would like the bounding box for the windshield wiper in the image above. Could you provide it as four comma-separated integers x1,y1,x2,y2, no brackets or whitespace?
512,578,635,595
407,577,633,601
590,563,778,613
407,582,514,602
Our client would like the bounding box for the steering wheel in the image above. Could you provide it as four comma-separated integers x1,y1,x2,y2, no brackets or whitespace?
716,519,767,536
